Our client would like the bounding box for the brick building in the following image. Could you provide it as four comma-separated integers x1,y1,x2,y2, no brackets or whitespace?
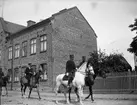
0,17,25,74
2,6,97,87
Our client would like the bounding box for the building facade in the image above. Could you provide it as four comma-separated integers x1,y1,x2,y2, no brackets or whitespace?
2,6,97,87
0,17,25,75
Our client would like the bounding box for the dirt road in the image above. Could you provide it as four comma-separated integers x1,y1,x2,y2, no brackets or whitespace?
1,90,137,105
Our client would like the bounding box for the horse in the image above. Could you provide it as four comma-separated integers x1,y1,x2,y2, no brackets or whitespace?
20,70,42,99
68,67,106,102
0,75,10,96
54,62,92,105
84,69,106,101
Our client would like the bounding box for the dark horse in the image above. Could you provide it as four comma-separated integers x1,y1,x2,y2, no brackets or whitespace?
68,68,106,102
0,75,10,96
84,69,106,101
20,70,42,99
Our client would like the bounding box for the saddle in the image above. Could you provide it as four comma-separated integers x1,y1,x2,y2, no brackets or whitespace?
62,75,69,80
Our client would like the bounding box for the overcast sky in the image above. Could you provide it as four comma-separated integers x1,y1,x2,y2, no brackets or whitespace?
1,0,137,68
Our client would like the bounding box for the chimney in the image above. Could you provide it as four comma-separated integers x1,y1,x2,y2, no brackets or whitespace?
27,20,36,27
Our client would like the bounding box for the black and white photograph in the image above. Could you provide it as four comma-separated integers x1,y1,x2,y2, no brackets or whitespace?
0,0,137,105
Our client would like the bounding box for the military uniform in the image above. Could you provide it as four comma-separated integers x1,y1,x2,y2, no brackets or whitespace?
66,55,76,87
25,63,33,85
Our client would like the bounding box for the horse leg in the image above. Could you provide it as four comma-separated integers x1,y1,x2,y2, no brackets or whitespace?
68,87,72,102
28,87,32,98
54,81,62,104
89,86,94,102
78,86,84,105
24,85,27,95
64,87,70,104
21,84,23,96
5,86,8,96
84,86,91,100
36,85,41,99
74,87,79,102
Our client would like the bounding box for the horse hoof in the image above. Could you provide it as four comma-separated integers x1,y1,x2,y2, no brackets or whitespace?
66,101,70,104
55,100,58,104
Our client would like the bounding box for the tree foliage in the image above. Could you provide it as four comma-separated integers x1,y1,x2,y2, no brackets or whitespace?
89,50,132,73
128,18,137,55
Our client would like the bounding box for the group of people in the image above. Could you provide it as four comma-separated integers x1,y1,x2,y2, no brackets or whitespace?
0,54,93,87
65,54,94,88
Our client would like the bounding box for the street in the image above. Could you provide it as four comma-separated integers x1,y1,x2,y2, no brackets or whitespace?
1,88,137,105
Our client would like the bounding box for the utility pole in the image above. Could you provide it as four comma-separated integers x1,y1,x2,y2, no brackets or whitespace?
0,0,4,18
11,39,14,90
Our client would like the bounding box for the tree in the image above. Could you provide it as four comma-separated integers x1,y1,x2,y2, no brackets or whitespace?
128,18,137,71
89,50,132,73
128,18,137,55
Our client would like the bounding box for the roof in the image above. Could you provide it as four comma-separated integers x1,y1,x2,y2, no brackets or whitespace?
5,21,25,34
0,17,25,34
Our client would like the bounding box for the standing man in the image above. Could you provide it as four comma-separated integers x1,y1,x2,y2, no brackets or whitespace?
25,63,33,85
77,56,86,68
66,54,76,87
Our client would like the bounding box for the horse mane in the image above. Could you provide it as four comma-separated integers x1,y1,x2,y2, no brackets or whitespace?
77,62,87,73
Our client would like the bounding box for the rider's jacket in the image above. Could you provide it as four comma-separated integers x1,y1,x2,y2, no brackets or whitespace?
25,67,33,77
66,60,76,74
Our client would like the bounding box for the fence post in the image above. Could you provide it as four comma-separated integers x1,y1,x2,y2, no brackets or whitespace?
128,71,131,91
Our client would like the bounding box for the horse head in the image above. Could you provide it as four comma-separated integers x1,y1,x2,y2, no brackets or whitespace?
35,70,43,82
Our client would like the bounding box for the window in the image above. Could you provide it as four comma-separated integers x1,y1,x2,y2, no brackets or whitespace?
22,41,27,57
8,47,12,60
0,50,1,61
30,38,36,54
14,68,19,82
40,63,47,80
15,44,20,58
40,35,47,52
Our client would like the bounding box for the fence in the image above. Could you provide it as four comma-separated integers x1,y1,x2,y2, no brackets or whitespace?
91,72,137,93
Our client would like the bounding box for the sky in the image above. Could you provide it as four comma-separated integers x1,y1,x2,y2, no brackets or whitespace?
0,0,137,68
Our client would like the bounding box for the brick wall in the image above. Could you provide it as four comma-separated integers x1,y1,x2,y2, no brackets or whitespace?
6,23,53,84
51,7,97,83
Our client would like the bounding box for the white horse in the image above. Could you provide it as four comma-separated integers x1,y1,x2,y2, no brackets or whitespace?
54,62,95,105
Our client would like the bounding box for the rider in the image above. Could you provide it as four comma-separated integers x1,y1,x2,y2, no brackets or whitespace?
77,56,86,68
66,54,76,88
25,63,33,85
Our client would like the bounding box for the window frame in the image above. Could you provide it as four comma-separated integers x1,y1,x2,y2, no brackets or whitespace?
8,46,12,60
30,38,36,55
15,44,20,58
22,41,27,57
40,35,47,52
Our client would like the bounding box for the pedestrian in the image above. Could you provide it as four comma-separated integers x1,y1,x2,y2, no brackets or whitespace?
66,54,76,88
